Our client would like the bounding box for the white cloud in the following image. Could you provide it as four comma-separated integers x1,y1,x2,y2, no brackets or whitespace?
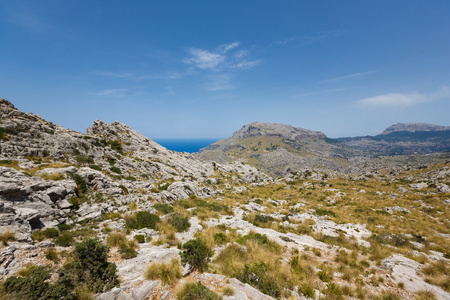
183,48,225,70
93,89,129,96
218,42,240,53
356,87,450,108
320,71,377,83
275,29,345,46
183,42,259,71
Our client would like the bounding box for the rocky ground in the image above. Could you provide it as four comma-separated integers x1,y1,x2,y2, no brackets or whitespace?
1,98,449,299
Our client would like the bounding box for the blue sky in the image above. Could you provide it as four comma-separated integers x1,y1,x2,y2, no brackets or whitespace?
1,1,449,138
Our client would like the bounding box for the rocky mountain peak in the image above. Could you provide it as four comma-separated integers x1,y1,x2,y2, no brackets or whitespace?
0,98,17,112
232,121,327,140
379,122,450,135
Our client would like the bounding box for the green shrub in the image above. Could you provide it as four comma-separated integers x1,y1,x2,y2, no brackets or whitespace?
110,166,122,174
237,233,273,247
315,209,337,218
126,211,160,230
322,282,343,299
72,239,119,293
238,262,281,298
318,270,333,282
75,155,94,165
214,233,227,245
58,223,71,231
299,283,315,298
107,140,123,153
42,150,50,157
181,239,213,272
54,232,75,247
118,185,129,195
69,173,87,195
153,203,174,215
89,165,102,171
134,234,145,243
1,265,72,300
45,248,59,262
168,213,191,232
42,228,59,239
177,281,222,300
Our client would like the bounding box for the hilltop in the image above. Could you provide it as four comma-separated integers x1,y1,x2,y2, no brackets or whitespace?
0,98,449,300
197,121,450,176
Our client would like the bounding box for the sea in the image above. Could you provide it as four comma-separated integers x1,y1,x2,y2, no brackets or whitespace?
153,138,221,153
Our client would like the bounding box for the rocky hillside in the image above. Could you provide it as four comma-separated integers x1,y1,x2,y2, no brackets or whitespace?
380,122,450,135
0,98,449,300
197,121,450,176
197,122,357,176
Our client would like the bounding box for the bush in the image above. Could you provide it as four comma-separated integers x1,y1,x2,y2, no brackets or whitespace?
238,262,281,298
89,164,102,171
1,265,71,300
214,233,227,245
75,155,94,165
54,232,75,247
72,239,119,293
42,228,59,239
168,213,191,232
300,283,315,298
118,185,129,195
315,209,337,218
70,173,87,195
134,234,145,243
322,282,343,300
177,281,222,300
110,166,122,174
45,248,59,262
145,259,182,286
107,140,123,153
153,203,174,215
126,211,160,230
181,239,213,272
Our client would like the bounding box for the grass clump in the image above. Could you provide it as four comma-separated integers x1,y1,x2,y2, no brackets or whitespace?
177,281,222,300
181,239,213,272
54,232,75,247
126,211,160,230
168,213,191,232
145,259,181,286
0,230,15,246
238,261,282,298
153,203,174,215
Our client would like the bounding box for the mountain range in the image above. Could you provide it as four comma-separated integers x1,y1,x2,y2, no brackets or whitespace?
0,97,449,300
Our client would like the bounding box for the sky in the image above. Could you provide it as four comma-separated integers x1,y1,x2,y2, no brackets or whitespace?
1,1,449,139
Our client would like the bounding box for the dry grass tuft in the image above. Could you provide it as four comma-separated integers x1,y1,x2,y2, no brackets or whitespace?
145,258,182,286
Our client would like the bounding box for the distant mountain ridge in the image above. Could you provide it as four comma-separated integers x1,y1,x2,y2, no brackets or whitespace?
197,121,450,175
379,122,450,135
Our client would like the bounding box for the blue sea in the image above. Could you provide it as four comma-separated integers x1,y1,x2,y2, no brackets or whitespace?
153,138,221,153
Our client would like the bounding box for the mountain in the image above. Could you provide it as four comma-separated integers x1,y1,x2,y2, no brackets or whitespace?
197,121,356,176
1,98,449,300
197,121,450,176
379,122,450,135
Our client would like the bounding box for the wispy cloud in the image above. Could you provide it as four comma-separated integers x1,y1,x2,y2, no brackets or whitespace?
92,89,129,96
5,5,51,34
183,42,260,71
320,70,377,83
292,87,358,98
275,29,345,46
356,87,450,108
203,74,234,91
